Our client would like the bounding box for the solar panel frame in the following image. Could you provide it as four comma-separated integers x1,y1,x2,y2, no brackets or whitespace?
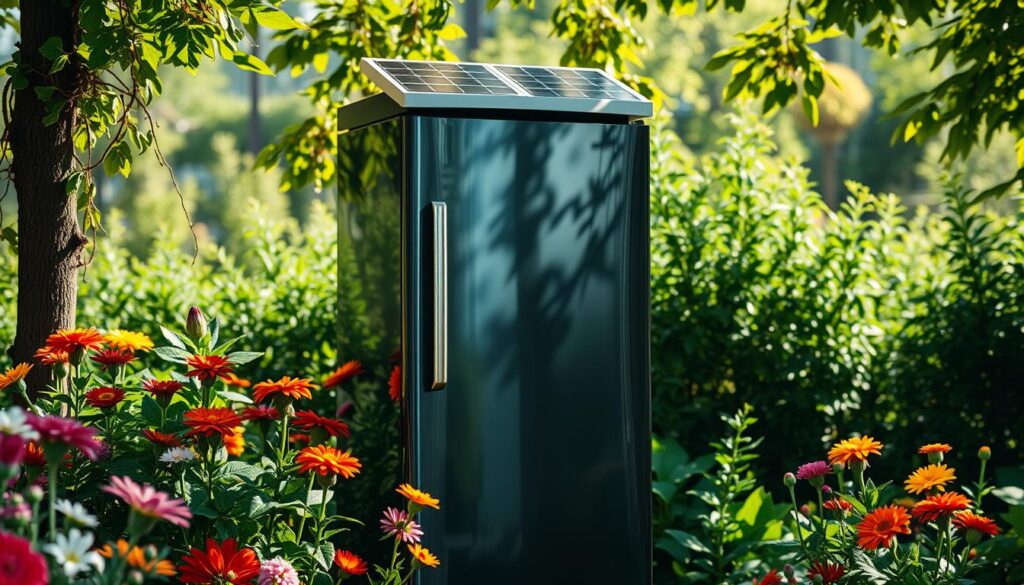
360,58,652,119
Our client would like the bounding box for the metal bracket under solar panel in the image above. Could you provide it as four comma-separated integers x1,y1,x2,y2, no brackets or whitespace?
360,58,652,120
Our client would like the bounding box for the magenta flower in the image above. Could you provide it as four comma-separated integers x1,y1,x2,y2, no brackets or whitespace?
380,506,423,543
796,460,832,481
27,415,103,460
0,433,26,466
102,475,192,528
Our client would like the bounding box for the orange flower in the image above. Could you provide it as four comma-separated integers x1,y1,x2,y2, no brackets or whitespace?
34,346,69,365
952,511,1000,537
98,539,176,577
85,386,126,409
224,427,245,457
103,330,154,353
857,505,911,550
905,464,956,495
186,354,234,381
828,436,883,467
0,363,32,391
143,429,182,448
252,376,317,404
333,550,369,576
396,483,441,510
23,441,46,467
322,360,365,388
918,443,952,455
222,373,251,388
388,365,402,402
184,407,242,439
912,492,971,523
295,445,362,478
407,543,440,568
823,497,853,514
46,328,105,354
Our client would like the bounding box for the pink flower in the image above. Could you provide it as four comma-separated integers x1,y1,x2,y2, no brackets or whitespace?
380,506,423,543
27,415,103,460
796,461,832,481
0,530,49,585
259,557,300,585
0,434,26,467
102,476,192,528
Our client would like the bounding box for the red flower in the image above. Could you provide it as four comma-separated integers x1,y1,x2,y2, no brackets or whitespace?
90,349,137,369
183,408,242,439
388,365,401,402
178,538,260,584
143,429,182,448
807,561,846,584
22,442,46,467
186,354,234,381
334,550,369,576
953,511,1001,537
252,376,317,404
240,405,280,421
823,497,854,514
46,328,105,355
292,410,351,438
34,346,69,366
322,360,364,388
912,492,972,523
143,379,184,397
0,434,26,467
0,531,49,585
85,386,126,409
752,569,783,585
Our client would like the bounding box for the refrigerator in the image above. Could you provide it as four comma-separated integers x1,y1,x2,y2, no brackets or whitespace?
335,58,651,585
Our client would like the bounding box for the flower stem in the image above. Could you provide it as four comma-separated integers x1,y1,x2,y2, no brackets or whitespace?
47,461,59,542
815,487,828,547
278,412,290,463
787,485,810,558
297,473,315,539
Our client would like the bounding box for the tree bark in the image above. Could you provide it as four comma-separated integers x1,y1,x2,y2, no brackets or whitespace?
7,0,85,392
820,140,839,210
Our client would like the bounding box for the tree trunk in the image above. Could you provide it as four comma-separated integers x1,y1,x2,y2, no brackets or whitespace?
820,140,839,210
248,29,262,155
7,0,85,392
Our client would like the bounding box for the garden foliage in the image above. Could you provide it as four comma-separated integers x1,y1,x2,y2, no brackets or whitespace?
649,113,1024,480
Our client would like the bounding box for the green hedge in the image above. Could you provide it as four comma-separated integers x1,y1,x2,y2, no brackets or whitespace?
650,113,1024,479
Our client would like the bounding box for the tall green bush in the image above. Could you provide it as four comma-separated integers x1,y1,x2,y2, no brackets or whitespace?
650,112,1024,479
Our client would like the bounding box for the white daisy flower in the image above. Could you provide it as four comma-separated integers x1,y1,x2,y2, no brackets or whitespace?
160,447,197,464
43,528,105,577
54,499,98,528
0,406,38,440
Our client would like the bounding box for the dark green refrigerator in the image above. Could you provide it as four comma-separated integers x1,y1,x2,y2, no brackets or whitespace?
336,58,651,585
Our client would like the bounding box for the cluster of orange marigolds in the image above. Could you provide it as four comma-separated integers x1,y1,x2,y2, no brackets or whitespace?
0,316,430,585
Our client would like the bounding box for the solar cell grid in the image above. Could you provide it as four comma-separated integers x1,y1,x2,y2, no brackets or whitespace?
495,65,639,101
377,61,518,96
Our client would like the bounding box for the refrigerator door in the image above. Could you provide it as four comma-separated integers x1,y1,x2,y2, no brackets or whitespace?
405,116,650,585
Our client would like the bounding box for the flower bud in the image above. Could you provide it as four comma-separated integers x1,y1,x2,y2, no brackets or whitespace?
783,564,795,579
813,575,824,585
832,462,844,474
783,472,797,487
978,446,991,461
128,570,145,585
25,485,44,504
927,451,944,465
336,400,355,419
821,485,832,496
800,504,811,517
186,306,208,342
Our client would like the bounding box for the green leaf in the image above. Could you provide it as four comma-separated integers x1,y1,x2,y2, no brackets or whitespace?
160,326,187,350
154,346,191,364
140,395,163,426
232,53,273,75
227,351,264,366
39,36,64,60
219,390,252,405
219,461,266,481
1,226,17,254
800,93,819,127
664,529,711,554
254,9,303,30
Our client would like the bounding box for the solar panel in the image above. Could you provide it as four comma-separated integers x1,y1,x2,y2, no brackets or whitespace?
495,65,640,101
376,61,519,96
359,58,652,119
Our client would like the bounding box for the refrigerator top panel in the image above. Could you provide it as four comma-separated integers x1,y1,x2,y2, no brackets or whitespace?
358,58,653,120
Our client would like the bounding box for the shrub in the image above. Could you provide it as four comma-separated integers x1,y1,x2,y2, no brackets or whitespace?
650,112,1024,480
0,311,427,584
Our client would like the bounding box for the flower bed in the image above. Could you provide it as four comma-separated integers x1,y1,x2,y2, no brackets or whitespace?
0,308,435,584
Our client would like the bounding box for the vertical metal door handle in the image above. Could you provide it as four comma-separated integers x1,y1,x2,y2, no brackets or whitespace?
431,202,448,390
